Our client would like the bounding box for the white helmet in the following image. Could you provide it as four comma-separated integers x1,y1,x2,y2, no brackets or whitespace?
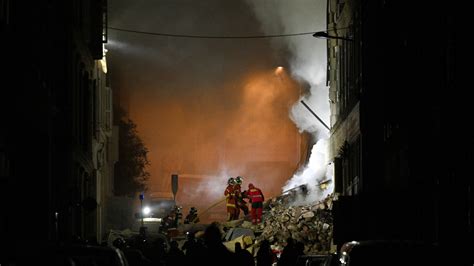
235,176,243,185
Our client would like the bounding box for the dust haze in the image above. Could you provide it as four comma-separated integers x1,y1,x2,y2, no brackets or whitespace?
108,0,325,221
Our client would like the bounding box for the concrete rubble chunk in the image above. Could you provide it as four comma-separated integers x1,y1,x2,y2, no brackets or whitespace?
255,193,335,254
287,224,298,231
302,211,315,219
241,221,253,229
280,215,290,223
220,193,335,255
322,223,330,231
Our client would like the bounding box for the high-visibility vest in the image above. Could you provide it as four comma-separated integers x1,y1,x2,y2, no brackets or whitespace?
225,185,237,207
224,185,235,198
248,188,263,203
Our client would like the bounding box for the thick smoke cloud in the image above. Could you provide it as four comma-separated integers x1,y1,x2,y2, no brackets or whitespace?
107,0,312,221
246,0,333,205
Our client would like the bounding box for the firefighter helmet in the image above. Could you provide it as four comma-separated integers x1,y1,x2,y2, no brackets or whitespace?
228,177,235,185
235,176,243,185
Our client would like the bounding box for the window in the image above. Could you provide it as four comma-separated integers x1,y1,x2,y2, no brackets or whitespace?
338,138,362,196
105,87,112,131
335,0,345,22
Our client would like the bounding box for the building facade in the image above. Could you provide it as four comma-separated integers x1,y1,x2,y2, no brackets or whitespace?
0,0,114,254
91,53,118,242
327,0,472,260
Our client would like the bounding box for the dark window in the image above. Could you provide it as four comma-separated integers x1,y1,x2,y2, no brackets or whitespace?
339,138,361,196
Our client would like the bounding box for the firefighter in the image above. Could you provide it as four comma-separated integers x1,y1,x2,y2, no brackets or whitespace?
247,183,264,224
184,206,200,224
224,177,239,221
159,212,174,233
173,205,183,227
234,176,249,217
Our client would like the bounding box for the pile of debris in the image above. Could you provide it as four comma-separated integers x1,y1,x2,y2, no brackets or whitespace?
239,193,335,255
198,188,335,256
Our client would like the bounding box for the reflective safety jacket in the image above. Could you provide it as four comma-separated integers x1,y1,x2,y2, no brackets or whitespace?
225,184,237,207
233,184,242,198
247,187,264,203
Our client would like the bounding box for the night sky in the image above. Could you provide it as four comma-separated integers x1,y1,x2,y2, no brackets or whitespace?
107,0,327,221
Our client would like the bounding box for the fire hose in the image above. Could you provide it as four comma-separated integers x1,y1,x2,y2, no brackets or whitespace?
191,197,227,223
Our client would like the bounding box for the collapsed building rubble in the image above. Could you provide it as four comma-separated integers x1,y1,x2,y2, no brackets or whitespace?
222,188,336,255
163,184,335,257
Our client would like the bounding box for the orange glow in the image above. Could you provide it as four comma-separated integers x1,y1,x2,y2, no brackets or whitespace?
275,66,284,75
128,71,309,223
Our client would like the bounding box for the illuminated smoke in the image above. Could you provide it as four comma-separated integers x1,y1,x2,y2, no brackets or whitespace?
246,0,333,204
282,138,334,206
108,1,332,221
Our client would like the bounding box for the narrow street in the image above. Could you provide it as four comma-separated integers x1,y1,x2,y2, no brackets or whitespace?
1,0,472,265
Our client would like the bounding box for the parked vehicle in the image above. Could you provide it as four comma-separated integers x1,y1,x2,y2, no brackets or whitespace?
338,240,442,266
296,253,338,266
149,197,176,218
57,244,129,266
13,243,129,266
